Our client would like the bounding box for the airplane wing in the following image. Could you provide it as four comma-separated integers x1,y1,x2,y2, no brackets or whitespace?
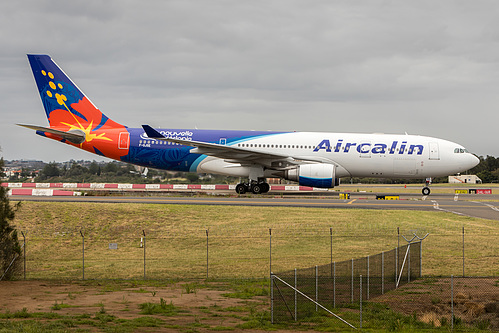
142,125,334,169
17,124,85,144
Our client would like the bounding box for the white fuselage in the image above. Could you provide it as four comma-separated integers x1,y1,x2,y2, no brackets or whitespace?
197,132,479,180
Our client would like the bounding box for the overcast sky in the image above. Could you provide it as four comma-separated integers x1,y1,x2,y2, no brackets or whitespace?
1,0,498,162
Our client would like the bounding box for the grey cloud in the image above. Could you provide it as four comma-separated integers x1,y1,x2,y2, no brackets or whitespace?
0,0,498,161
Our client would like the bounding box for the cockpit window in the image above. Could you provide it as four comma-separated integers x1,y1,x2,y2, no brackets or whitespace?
454,148,469,153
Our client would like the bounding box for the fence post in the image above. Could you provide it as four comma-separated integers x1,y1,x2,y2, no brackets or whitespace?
142,230,146,280
462,227,465,277
451,275,454,330
419,240,422,278
206,229,209,279
271,273,274,324
408,243,411,283
315,265,318,311
396,227,399,287
21,231,26,280
360,274,363,329
367,255,370,300
381,251,384,294
269,228,272,280
351,258,354,303
294,268,297,321
333,261,336,308
269,228,272,324
330,227,333,279
80,230,84,280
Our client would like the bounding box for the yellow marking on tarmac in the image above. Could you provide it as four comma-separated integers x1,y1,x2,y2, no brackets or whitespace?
347,199,357,205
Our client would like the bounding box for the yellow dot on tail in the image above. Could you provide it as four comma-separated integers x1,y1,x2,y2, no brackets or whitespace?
48,72,54,79
55,93,67,105
58,83,63,89
42,70,47,76
49,82,56,90
47,90,52,97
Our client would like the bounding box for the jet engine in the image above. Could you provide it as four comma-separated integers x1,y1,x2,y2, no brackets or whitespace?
284,163,339,188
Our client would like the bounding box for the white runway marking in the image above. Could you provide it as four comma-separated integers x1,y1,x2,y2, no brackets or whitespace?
472,201,499,212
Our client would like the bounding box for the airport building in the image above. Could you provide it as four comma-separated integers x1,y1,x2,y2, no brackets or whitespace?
448,175,482,184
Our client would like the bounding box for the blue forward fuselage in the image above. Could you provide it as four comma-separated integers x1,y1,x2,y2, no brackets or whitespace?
122,128,284,172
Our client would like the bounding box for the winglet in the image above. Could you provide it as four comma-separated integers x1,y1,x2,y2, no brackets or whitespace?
142,125,165,139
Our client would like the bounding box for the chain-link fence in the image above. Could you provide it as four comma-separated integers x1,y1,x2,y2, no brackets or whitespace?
14,232,271,280
372,276,499,330
272,274,499,330
271,246,499,330
272,242,422,323
3,226,498,280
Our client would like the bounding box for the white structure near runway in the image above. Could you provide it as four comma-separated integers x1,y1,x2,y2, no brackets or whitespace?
448,175,482,184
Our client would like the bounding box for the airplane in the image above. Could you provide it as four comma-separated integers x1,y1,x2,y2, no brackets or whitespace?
19,54,480,195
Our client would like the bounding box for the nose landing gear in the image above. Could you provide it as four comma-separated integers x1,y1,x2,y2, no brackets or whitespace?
422,178,432,196
422,187,431,196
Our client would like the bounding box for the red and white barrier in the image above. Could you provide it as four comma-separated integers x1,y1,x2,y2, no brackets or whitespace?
2,182,330,195
7,188,81,196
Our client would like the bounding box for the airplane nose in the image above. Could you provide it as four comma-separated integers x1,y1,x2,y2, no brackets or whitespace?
469,154,480,169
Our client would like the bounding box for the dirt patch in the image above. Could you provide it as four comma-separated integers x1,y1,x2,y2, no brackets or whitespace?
373,277,499,330
2,278,498,331
0,280,269,332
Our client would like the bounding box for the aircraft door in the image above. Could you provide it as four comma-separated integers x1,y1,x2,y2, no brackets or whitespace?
119,132,130,149
428,142,439,160
219,138,227,145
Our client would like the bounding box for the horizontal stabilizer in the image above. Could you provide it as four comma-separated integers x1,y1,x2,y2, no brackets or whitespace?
17,124,85,144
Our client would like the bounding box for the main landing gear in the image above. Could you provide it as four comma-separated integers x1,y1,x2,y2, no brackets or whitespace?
235,181,270,194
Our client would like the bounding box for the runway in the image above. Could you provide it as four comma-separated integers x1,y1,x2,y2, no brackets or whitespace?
12,192,499,221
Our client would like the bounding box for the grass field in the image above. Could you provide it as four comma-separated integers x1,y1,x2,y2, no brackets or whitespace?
10,201,498,280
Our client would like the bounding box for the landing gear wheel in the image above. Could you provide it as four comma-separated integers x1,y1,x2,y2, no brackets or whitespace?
251,184,262,194
422,187,431,196
261,183,270,193
236,183,247,194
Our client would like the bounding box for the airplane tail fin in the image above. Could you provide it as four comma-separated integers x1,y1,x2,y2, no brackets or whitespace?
25,54,129,160
27,54,124,128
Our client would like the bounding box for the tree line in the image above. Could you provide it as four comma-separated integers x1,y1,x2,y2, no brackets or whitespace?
469,155,499,183
5,155,499,184
34,161,237,184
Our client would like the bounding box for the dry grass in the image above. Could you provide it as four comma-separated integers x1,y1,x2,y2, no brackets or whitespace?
419,312,442,327
10,201,499,279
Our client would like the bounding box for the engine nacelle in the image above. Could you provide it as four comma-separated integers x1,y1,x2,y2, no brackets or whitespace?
285,164,338,188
